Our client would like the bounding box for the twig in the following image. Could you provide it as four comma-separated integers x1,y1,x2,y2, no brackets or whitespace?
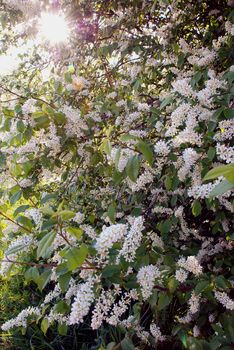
0,84,55,109
1,256,100,271
0,211,31,233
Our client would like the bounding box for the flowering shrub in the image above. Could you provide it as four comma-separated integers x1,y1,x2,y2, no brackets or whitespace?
0,0,234,349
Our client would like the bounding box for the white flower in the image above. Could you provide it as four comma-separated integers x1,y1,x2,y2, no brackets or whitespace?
69,279,95,325
154,140,170,156
137,265,161,300
216,143,234,164
175,269,188,283
95,223,128,258
127,170,154,192
177,256,202,276
193,325,200,337
150,323,165,342
73,212,85,224
214,291,234,310
117,216,144,262
1,306,41,331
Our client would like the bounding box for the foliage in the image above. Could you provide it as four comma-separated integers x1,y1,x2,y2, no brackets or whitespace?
0,0,234,349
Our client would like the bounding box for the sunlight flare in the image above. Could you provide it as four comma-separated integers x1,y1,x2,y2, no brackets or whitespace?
38,12,69,44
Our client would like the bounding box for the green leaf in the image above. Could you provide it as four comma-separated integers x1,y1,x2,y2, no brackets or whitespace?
58,272,71,293
55,210,75,220
157,220,172,234
126,155,140,182
192,200,202,217
24,267,40,283
164,176,172,190
160,96,173,110
37,232,56,259
215,276,231,289
102,265,121,278
54,301,70,314
36,270,52,291
6,244,26,256
41,318,49,335
194,280,209,294
100,139,112,156
167,277,178,293
207,147,216,161
224,108,234,119
210,180,233,197
107,204,116,223
65,244,88,271
16,215,33,231
119,134,138,142
66,226,83,240
157,292,172,310
120,337,135,350
135,140,153,166
13,205,29,216
40,193,57,204
58,322,68,336
203,164,234,183
10,190,22,205
17,120,25,133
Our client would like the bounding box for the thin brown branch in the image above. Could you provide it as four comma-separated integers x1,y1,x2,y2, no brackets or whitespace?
0,84,55,109
3,257,56,268
0,211,31,233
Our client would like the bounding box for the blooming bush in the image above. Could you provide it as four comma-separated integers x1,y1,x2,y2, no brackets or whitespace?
0,0,234,349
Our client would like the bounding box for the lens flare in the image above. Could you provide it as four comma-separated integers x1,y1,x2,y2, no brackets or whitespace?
39,12,69,44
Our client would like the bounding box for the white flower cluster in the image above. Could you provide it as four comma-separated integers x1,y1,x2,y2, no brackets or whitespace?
117,216,144,262
42,284,61,306
65,278,79,300
106,289,138,326
80,224,97,239
225,20,234,35
214,291,234,310
153,206,173,215
166,103,191,136
91,289,116,329
214,119,234,141
69,278,95,325
19,178,33,188
21,98,36,115
73,211,85,224
178,148,199,181
216,143,234,164
154,140,170,156
25,208,42,227
1,306,41,331
149,232,165,251
177,292,201,324
128,170,154,192
110,148,135,172
187,48,216,67
95,223,128,258
172,78,195,98
150,323,165,342
63,106,88,139
137,265,161,300
175,268,189,283
177,256,202,276
188,178,222,199
193,325,200,337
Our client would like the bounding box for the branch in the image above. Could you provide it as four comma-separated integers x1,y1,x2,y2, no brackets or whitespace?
0,84,55,109
1,257,100,271
0,211,31,233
